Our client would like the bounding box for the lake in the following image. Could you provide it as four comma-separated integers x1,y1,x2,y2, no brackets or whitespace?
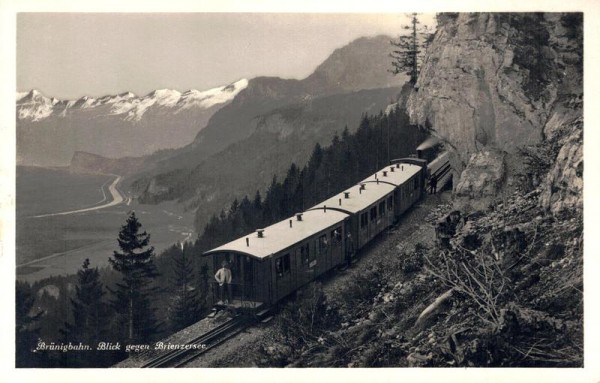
16,166,196,283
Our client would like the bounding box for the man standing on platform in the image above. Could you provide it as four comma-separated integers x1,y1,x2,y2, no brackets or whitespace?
215,260,232,304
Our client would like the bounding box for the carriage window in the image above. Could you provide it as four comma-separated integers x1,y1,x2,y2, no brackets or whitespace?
387,196,394,210
331,227,342,243
319,234,328,254
276,253,291,278
360,213,368,228
284,254,290,273
300,244,309,265
370,206,377,221
379,201,385,215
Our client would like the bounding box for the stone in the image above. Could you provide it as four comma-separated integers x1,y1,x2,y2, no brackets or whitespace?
406,13,582,204
455,149,505,199
407,352,432,367
540,125,583,214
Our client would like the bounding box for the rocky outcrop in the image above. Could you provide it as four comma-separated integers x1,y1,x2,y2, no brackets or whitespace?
408,13,582,212
540,123,583,213
455,149,505,203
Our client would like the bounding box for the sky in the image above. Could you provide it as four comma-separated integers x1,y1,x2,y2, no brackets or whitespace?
17,13,436,99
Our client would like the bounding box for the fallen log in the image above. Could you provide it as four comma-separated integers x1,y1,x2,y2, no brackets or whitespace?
414,288,455,328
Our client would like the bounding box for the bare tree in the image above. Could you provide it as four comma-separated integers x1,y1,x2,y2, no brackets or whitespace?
424,245,509,329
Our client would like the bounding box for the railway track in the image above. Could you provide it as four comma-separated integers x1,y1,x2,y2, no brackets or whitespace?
142,314,251,368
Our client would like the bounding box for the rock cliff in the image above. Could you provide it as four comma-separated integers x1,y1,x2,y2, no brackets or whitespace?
407,13,582,213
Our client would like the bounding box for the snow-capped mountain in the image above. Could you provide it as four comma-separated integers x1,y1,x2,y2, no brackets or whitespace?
17,79,248,122
17,89,59,121
17,79,248,166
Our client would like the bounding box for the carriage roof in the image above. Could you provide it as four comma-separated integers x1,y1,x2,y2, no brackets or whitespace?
360,162,422,187
310,180,395,214
310,163,421,214
203,208,348,260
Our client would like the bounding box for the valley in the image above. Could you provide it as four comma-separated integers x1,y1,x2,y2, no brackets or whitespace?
16,166,195,283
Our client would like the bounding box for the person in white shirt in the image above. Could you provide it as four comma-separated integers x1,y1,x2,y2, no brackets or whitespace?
215,261,233,304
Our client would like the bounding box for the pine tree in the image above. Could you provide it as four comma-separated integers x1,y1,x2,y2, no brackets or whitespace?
108,212,161,345
390,13,432,84
60,258,108,366
15,281,44,367
168,243,204,332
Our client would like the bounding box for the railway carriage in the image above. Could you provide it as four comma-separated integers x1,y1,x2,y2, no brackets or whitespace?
366,159,427,217
203,208,349,307
426,151,452,192
308,180,395,251
202,157,430,311
310,159,427,251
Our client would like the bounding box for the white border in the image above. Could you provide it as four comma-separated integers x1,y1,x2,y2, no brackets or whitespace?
1,1,599,382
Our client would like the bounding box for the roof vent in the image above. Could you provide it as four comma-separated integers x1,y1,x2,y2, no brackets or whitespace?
323,205,327,212
377,178,380,184
339,198,342,206
390,166,395,172
289,219,293,228
360,183,366,190
396,163,400,169
383,171,388,177
402,165,404,171
344,191,350,199
256,229,265,238
246,237,250,247
296,213,303,221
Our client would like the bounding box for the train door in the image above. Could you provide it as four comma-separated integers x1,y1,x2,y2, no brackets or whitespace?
387,195,395,224
241,255,255,301
330,226,343,266
369,205,378,242
299,242,316,286
228,254,243,300
358,210,369,248
317,234,329,272
399,183,407,214
254,258,271,304
273,253,292,301
377,199,386,234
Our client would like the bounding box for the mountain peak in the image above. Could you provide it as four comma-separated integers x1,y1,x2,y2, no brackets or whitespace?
176,79,249,110
305,34,407,93
118,91,136,98
18,89,47,102
16,80,246,122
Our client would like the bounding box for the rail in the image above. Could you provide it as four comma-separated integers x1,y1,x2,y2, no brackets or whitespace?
142,314,250,368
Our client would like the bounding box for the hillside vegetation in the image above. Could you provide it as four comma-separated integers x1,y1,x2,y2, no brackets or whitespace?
252,184,582,367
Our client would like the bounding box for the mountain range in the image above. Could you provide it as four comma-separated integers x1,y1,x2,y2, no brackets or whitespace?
17,79,248,166
18,35,408,229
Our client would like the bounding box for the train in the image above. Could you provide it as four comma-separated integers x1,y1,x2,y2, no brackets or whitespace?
202,147,451,312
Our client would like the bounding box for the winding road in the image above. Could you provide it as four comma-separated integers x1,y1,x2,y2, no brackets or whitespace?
18,174,125,269
32,174,124,218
